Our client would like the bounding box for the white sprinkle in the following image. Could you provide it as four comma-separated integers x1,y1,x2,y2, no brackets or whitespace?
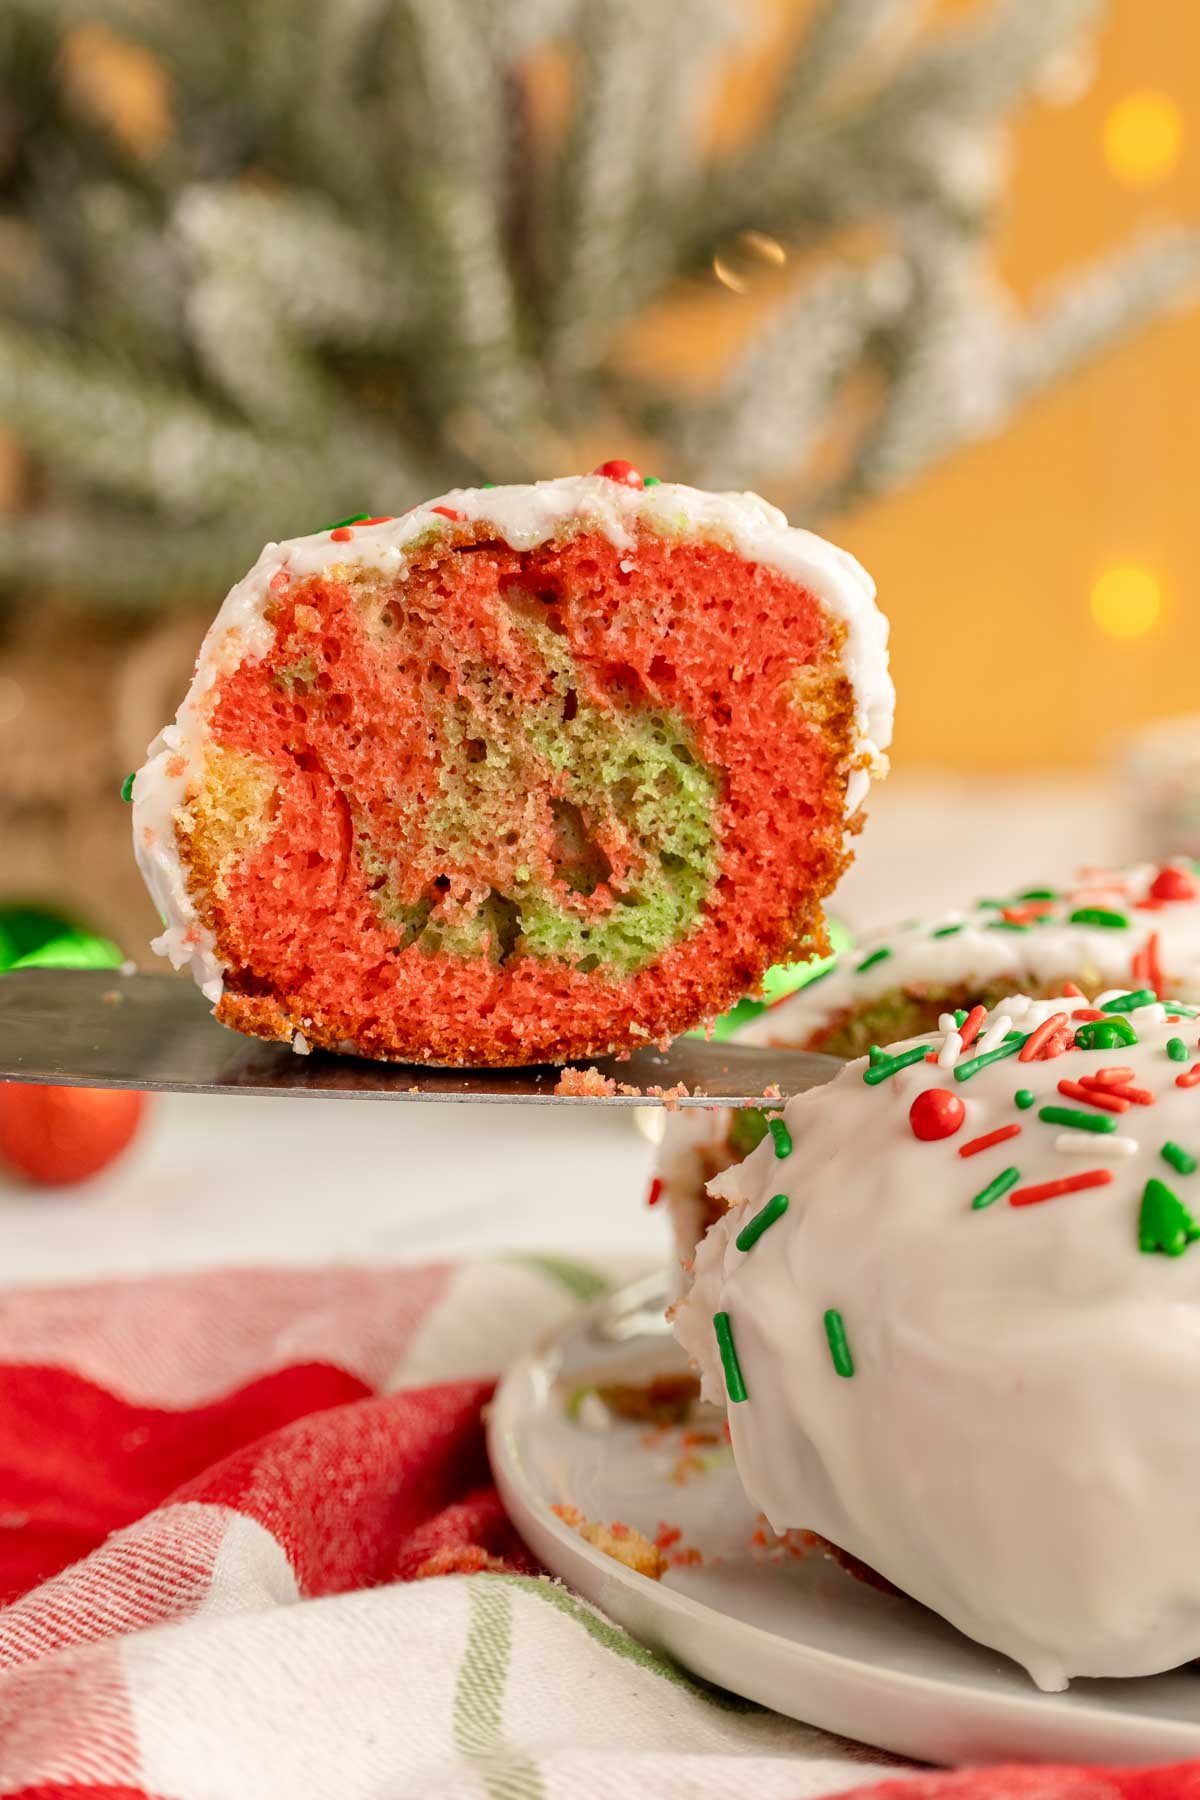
938,1031,964,1069
292,1032,311,1056
1054,1133,1138,1158
976,1014,1012,1058
119,959,138,977
938,1013,957,1034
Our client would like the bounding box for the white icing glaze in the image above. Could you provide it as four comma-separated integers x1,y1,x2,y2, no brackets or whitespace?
672,990,1200,1689
132,475,892,1002
655,863,1200,1263
755,864,1200,1049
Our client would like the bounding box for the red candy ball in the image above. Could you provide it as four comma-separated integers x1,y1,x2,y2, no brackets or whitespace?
0,1084,147,1186
593,459,644,489
1150,864,1197,903
908,1088,966,1142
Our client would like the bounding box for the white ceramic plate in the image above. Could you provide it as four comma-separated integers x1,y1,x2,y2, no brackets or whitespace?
488,1273,1200,1766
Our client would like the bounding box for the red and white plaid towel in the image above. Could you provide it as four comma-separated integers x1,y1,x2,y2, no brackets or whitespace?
1,1253,1197,1798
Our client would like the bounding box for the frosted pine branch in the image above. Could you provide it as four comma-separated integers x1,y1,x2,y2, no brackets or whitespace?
1008,228,1200,403
682,261,906,493
174,186,414,351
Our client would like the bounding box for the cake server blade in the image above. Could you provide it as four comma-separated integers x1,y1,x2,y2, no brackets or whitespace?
0,969,842,1106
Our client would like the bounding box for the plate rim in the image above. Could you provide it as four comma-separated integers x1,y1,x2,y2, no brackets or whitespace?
487,1288,1200,1765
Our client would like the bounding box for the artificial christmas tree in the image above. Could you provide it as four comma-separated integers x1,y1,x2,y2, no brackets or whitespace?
0,0,1196,932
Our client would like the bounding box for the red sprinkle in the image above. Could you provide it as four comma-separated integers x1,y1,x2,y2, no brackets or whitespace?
329,526,354,541
1001,901,1055,925
1010,1168,1114,1207
1019,1013,1067,1062
655,1523,683,1550
646,1176,664,1208
593,459,644,489
430,505,467,521
1042,1025,1075,1058
1080,1076,1154,1105
957,1005,987,1051
1094,1066,1135,1083
908,1088,967,1141
360,514,394,525
1057,1079,1130,1113
1070,1008,1104,1021
1146,930,1165,1000
1177,1065,1200,1089
958,1123,1022,1159
1060,981,1086,998
1151,865,1198,903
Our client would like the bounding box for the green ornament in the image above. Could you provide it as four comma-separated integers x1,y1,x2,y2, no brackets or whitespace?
12,932,123,970
696,917,851,1041
1139,1177,1200,1257
1074,1017,1138,1050
728,1108,769,1156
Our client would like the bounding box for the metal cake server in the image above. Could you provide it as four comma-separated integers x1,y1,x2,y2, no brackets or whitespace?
0,968,842,1106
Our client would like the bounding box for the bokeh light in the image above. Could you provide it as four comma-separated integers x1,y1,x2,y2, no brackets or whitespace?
1089,565,1164,639
712,230,788,294
1103,90,1183,187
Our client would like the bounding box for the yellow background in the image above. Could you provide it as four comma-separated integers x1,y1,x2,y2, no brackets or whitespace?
630,0,1200,773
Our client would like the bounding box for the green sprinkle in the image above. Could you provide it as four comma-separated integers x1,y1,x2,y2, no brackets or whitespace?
481,481,497,488
767,1117,793,1159
976,899,1003,909
728,1108,769,1156
1168,1003,1200,1018
714,1311,747,1402
1018,888,1058,901
1038,1104,1116,1135
863,1043,931,1085
988,920,1030,932
1139,1177,1200,1257
1074,1017,1138,1050
642,475,661,487
120,772,135,803
868,1044,887,1064
321,511,369,532
1014,1089,1036,1110
1168,1037,1190,1062
1162,1141,1198,1176
856,947,892,973
823,1309,855,1377
1068,906,1129,929
971,1166,1021,1210
931,924,964,938
954,1032,1028,1082
736,1193,789,1251
1100,988,1156,1014
953,1009,968,1028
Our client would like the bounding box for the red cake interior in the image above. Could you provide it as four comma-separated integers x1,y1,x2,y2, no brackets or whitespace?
187,526,857,1062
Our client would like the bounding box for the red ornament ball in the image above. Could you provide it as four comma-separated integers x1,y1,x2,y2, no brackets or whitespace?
0,1083,147,1187
1150,864,1197,903
908,1088,966,1142
593,459,644,489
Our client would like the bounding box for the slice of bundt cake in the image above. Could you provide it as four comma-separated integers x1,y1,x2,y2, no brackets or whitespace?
131,468,891,1065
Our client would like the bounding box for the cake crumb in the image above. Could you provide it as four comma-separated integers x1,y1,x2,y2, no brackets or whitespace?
555,1066,617,1097
592,1372,700,1425
552,1504,665,1579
